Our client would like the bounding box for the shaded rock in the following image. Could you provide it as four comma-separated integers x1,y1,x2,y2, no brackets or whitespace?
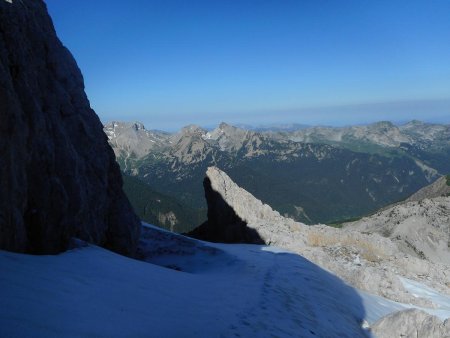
372,309,450,338
0,0,140,255
188,167,297,244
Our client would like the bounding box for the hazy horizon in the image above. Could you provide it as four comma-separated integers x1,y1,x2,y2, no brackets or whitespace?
104,111,450,133
46,1,450,131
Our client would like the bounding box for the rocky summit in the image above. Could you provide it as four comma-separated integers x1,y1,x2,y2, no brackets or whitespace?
0,0,140,255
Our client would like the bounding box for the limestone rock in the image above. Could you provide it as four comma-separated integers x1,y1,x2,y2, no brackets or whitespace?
0,0,140,255
188,166,294,244
372,309,450,338
346,196,450,265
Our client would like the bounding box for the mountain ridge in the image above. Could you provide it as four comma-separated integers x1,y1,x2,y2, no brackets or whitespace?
106,119,449,226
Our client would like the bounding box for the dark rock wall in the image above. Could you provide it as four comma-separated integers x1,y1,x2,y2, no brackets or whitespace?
0,0,140,255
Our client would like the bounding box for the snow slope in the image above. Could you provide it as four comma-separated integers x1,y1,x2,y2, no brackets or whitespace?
1,224,449,337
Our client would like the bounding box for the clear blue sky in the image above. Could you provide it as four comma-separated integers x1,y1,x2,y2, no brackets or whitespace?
45,0,450,130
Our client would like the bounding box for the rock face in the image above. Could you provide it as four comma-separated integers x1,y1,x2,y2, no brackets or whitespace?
371,309,450,338
0,0,140,255
188,167,288,244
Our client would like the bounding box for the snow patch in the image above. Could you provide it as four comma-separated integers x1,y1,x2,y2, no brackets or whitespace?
2,224,450,337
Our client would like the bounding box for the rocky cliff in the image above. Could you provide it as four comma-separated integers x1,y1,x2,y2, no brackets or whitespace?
0,0,140,255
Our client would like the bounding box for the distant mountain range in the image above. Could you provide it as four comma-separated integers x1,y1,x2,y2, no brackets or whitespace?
105,120,450,230
233,122,310,132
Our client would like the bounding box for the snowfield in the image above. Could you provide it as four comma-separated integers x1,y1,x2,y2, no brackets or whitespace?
1,223,449,337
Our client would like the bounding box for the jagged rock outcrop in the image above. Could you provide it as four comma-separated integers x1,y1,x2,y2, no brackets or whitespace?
189,167,450,308
188,167,297,244
372,309,450,338
0,0,140,255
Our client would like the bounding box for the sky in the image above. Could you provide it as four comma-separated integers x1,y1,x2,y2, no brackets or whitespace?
45,0,450,131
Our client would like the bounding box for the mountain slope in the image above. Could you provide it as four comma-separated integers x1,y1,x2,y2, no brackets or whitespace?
0,225,370,338
3,223,450,337
404,175,450,202
122,174,203,233
345,177,450,266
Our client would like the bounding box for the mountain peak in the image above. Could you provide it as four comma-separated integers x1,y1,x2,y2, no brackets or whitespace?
218,122,233,130
180,124,206,135
104,121,146,131
215,122,244,134
370,121,395,129
132,122,146,131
